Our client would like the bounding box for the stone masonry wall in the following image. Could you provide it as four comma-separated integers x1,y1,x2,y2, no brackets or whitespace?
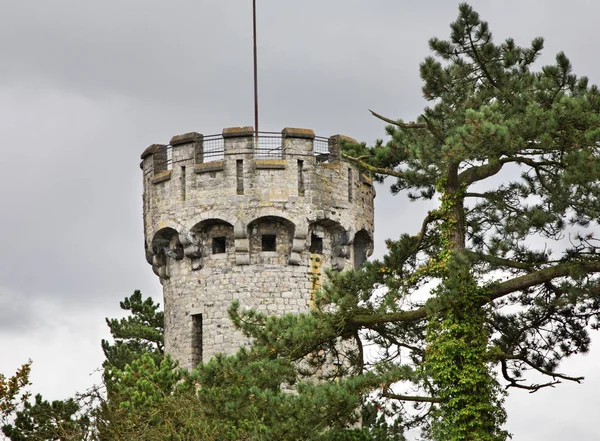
141,127,375,370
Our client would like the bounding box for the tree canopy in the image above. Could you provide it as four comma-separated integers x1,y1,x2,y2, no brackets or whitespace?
233,3,600,440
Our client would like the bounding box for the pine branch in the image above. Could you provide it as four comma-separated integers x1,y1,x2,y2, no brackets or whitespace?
348,261,600,328
413,214,435,254
382,391,441,403
459,156,563,186
421,115,446,143
370,324,425,356
458,159,504,185
489,261,600,301
369,109,427,129
465,250,537,271
341,153,406,178
348,307,428,327
518,357,584,384
498,353,583,393
369,109,445,143
467,30,502,93
500,359,560,392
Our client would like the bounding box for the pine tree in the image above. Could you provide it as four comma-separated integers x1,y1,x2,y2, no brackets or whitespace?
101,290,164,371
232,3,600,440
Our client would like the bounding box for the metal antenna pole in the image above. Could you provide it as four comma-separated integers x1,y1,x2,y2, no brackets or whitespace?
253,0,259,134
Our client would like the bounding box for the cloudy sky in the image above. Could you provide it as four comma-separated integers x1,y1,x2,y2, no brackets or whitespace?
1,0,599,439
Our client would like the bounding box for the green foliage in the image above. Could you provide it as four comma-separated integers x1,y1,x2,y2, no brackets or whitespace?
101,290,164,371
98,345,379,441
361,402,405,441
2,394,91,441
319,428,372,441
96,353,221,441
104,353,183,408
0,361,31,424
189,347,367,440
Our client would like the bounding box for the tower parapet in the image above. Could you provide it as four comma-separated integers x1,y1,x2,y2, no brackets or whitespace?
141,127,375,369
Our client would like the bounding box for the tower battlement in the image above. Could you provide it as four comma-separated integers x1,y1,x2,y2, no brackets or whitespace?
141,126,375,368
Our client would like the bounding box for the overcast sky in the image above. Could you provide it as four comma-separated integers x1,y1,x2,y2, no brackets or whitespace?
1,1,599,439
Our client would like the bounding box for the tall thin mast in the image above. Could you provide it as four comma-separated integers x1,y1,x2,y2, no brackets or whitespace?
252,0,259,133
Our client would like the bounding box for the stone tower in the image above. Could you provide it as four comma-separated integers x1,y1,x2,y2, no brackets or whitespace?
141,127,375,370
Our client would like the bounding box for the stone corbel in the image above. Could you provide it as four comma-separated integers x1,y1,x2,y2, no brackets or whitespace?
289,222,308,265
152,253,169,279
234,220,249,265
331,230,352,271
179,230,203,270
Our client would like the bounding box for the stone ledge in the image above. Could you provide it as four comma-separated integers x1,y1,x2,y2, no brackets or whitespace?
152,170,172,184
141,143,165,160
255,159,286,169
282,127,315,139
222,126,254,138
170,132,203,146
194,161,224,173
331,134,358,144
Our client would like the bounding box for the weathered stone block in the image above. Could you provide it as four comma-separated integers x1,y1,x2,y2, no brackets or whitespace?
170,132,203,146
255,159,286,169
194,161,224,173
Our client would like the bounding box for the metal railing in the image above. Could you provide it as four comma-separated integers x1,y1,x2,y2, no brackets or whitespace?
253,132,283,159
150,132,338,173
202,134,225,162
314,136,331,163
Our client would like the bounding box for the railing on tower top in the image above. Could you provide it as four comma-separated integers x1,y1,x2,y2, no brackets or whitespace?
202,134,225,162
159,131,338,171
253,131,283,159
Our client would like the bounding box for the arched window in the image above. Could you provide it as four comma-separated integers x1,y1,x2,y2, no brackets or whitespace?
248,216,295,265
190,219,234,268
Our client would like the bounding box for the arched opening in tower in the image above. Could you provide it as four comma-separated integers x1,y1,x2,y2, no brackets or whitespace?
353,230,372,269
247,216,295,265
150,227,184,280
189,219,235,269
308,220,349,270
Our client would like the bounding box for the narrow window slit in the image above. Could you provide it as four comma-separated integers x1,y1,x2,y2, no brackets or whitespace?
298,160,305,195
236,160,244,195
348,168,353,202
181,166,186,201
191,314,203,367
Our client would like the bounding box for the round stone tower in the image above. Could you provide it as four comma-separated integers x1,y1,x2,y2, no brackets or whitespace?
140,127,375,370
